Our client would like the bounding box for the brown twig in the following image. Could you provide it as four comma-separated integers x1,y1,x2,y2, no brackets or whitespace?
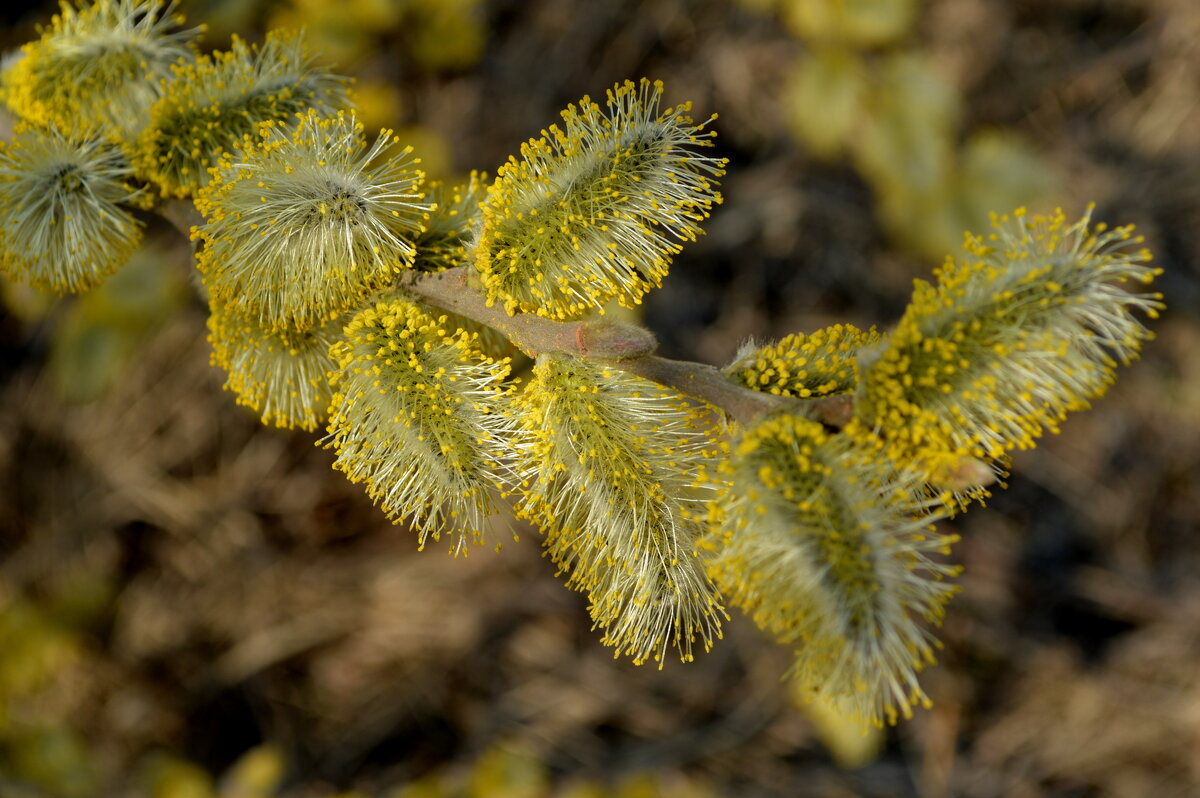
401,267,851,427
397,266,586,358
159,205,847,428
610,355,790,426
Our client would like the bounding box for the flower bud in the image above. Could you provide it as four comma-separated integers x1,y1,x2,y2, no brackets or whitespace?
575,319,658,360
727,323,882,399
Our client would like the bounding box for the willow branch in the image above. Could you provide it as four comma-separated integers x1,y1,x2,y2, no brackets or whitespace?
401,266,850,427
397,266,588,357
159,198,204,242
158,202,849,428
604,355,786,426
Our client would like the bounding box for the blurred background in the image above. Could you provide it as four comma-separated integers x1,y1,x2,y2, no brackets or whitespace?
1,0,1198,795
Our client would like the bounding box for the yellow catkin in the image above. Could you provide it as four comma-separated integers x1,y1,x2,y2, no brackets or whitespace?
323,299,517,554
207,304,344,432
512,353,727,666
133,29,348,197
410,172,489,274
2,0,200,137
475,78,727,320
195,110,431,331
727,323,882,398
706,415,960,727
855,207,1162,503
0,124,143,293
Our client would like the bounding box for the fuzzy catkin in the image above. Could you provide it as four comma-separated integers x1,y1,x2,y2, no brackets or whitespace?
475,78,727,320
134,29,348,197
513,353,726,666
855,207,1162,466
207,305,344,432
324,299,517,554
707,415,960,726
195,110,431,331
1,0,200,137
411,173,489,274
0,124,143,293
727,323,883,399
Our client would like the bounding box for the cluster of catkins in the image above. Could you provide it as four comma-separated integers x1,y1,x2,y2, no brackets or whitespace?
0,0,1163,727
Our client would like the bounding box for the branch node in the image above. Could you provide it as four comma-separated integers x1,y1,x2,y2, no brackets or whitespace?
576,319,658,360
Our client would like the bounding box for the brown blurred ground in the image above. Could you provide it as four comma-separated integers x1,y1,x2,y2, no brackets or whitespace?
2,1,1199,796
